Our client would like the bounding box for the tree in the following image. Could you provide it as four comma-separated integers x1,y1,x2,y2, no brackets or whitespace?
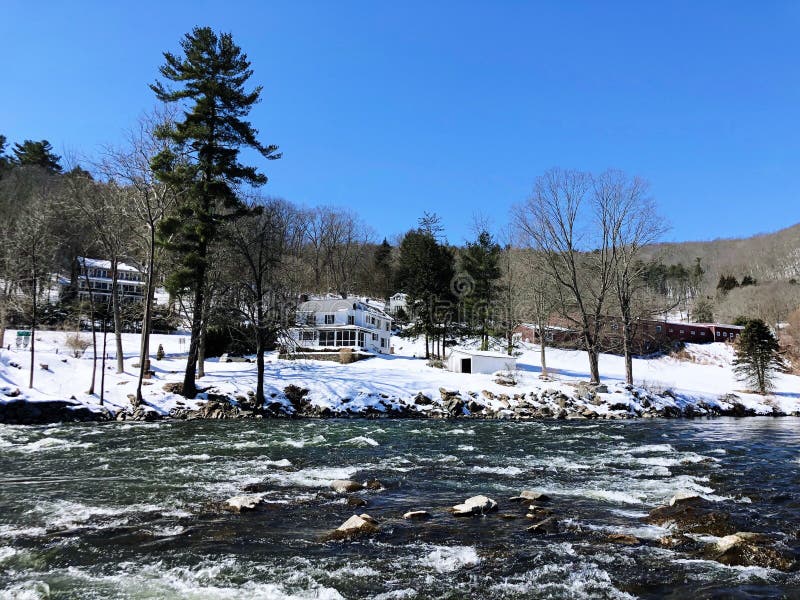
717,274,739,294
460,230,501,350
395,227,454,359
151,26,281,398
733,319,786,394
11,140,63,173
0,135,10,176
604,170,667,385
516,168,613,383
99,108,179,405
373,239,394,299
693,299,714,323
225,197,305,404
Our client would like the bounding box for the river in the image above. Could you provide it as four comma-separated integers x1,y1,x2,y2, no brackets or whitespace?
1,418,799,599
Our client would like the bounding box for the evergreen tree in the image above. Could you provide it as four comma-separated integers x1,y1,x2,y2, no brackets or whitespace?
11,140,63,173
395,228,454,358
693,299,714,323
150,26,281,398
460,230,501,350
733,319,786,394
717,274,739,294
373,238,394,298
0,135,9,176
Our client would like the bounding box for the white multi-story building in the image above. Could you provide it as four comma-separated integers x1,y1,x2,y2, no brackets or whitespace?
288,298,393,354
76,257,145,304
387,292,409,316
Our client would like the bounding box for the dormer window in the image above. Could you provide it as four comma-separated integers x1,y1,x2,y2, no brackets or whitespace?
324,314,335,325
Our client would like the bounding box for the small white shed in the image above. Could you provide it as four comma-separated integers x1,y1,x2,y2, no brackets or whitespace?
446,348,517,375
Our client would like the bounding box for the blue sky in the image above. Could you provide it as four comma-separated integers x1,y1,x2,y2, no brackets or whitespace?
2,1,798,245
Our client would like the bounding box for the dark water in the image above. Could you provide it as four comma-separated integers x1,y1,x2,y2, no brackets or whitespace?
1,418,799,599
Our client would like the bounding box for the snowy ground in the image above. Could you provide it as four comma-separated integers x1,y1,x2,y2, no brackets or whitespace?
1,329,798,417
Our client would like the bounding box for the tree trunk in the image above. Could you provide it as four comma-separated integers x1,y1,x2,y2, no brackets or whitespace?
587,345,601,384
28,274,37,389
135,235,156,406
537,316,548,378
0,295,7,351
111,260,124,374
622,316,634,386
197,322,206,379
183,260,206,398
83,265,98,395
100,318,108,406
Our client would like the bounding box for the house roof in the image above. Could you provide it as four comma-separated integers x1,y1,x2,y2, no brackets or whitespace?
79,257,140,273
297,298,392,320
448,347,517,360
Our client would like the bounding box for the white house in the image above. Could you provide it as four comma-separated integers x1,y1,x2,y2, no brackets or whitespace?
387,292,409,316
76,257,145,304
288,298,393,354
447,348,517,374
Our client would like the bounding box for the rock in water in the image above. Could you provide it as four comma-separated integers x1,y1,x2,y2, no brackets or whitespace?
669,491,700,506
526,516,560,534
451,495,498,516
327,514,380,539
331,479,364,493
403,510,431,520
510,490,550,503
224,494,265,513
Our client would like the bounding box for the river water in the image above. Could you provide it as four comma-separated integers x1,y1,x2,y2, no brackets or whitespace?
1,418,799,599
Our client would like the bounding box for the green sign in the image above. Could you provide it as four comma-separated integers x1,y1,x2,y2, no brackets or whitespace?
16,331,31,337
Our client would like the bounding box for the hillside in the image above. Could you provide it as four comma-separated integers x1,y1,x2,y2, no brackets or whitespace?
644,222,800,283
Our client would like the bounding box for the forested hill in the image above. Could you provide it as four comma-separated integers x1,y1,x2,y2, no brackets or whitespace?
643,222,800,283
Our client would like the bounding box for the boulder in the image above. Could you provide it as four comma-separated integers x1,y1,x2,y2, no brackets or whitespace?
705,532,798,571
451,495,498,516
224,494,266,513
327,514,379,539
331,479,364,493
510,490,550,503
669,491,700,506
607,533,640,545
403,510,431,520
645,497,740,537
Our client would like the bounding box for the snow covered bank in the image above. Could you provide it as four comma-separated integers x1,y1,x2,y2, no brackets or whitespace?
1,329,798,423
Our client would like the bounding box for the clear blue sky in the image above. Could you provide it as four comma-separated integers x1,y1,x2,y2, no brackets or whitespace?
3,1,798,245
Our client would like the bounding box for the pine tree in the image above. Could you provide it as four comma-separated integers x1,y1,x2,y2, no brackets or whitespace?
395,229,454,359
11,140,62,173
373,238,394,298
460,230,501,350
733,319,786,394
150,26,281,398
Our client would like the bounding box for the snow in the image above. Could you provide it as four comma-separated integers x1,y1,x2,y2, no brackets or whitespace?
1,329,799,417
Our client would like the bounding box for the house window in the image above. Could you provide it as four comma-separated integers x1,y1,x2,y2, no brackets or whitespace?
668,328,674,333
679,330,684,335
690,331,695,336
655,325,662,333
324,314,335,325
722,332,727,337
300,331,315,341
338,330,356,346
380,338,386,348
717,331,721,337
347,315,354,325
358,332,365,346
385,322,390,331
319,331,336,346
372,333,378,341
700,331,706,336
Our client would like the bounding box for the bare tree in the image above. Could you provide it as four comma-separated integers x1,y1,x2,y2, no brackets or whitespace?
98,108,179,405
515,168,613,383
6,170,60,388
225,197,306,404
603,170,667,385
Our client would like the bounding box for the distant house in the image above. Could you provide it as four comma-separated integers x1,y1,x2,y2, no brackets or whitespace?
288,298,393,354
446,348,517,374
387,292,409,316
76,257,145,304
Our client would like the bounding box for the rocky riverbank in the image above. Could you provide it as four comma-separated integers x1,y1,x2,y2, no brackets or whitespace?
2,377,797,425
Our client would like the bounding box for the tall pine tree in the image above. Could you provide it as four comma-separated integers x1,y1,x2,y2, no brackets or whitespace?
151,27,281,398
460,230,501,350
733,319,786,394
